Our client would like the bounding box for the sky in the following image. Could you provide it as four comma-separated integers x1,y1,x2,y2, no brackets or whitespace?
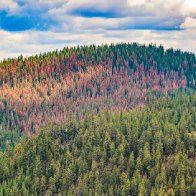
0,0,196,60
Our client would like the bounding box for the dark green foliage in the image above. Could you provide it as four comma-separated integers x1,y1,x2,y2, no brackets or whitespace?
0,91,195,195
0,126,22,151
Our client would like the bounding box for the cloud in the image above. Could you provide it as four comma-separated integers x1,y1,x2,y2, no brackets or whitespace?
181,17,196,29
0,0,19,14
0,28,195,60
60,15,182,31
43,0,196,32
181,0,196,16
1,0,196,32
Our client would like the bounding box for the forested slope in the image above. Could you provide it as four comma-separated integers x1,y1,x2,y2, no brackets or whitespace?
0,43,195,195
0,91,195,195
0,43,195,132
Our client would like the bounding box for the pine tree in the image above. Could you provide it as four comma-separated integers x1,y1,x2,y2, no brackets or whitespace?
120,172,130,196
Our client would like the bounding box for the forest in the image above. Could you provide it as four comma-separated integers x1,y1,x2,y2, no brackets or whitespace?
0,43,195,132
0,90,195,195
0,43,195,195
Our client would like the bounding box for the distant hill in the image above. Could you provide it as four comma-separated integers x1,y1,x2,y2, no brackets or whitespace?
0,43,195,195
0,43,195,132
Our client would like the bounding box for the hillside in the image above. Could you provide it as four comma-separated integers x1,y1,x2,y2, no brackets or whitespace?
0,91,195,195
0,43,195,195
0,43,195,132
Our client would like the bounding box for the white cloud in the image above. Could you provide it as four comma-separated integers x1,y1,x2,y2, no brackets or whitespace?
181,0,196,16
56,0,122,13
44,0,195,32
1,0,195,31
0,28,195,61
181,17,196,29
0,0,19,13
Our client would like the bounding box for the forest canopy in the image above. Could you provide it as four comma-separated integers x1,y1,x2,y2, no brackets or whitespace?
0,43,195,132
0,90,195,195
0,43,195,195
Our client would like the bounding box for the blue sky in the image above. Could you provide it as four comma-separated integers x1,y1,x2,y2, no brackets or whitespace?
0,0,196,59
